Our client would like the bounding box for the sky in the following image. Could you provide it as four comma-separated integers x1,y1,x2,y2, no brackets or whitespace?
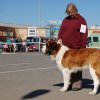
0,0,100,27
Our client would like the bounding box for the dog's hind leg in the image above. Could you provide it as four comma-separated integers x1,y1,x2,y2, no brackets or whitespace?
60,69,71,92
89,67,99,95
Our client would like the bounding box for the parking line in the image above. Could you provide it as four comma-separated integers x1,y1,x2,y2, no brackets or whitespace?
0,67,56,74
0,63,32,67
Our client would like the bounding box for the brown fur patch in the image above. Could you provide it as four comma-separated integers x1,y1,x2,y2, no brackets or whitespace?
61,48,100,77
46,40,100,77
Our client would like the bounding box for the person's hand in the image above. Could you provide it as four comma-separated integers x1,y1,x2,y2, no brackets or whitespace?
57,39,62,44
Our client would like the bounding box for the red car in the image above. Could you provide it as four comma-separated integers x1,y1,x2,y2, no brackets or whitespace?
27,43,38,51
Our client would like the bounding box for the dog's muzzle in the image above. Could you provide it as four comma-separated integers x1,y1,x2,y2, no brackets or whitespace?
41,45,52,56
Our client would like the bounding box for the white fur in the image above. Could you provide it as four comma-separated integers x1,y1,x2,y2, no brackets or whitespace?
56,46,100,95
59,64,100,95
89,67,100,95
60,68,71,92
42,43,100,95
56,45,68,70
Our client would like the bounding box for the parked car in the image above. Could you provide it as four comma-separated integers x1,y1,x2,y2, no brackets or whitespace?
26,37,39,51
0,42,4,53
26,36,50,52
26,43,38,51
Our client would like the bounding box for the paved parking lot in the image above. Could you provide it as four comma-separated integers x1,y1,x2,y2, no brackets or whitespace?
0,52,100,100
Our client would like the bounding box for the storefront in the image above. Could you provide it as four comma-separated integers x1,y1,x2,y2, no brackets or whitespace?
87,25,100,48
0,23,28,41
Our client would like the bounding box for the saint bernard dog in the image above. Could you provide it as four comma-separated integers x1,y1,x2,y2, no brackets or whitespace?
41,39,100,95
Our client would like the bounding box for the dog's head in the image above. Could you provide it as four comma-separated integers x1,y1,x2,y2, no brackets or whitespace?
41,39,61,57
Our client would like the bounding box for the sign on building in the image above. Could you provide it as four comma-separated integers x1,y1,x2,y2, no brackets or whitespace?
28,27,37,37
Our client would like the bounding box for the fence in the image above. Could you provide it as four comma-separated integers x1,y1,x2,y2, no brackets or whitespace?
0,39,48,53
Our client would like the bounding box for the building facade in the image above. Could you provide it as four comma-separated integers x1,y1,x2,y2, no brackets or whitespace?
0,23,28,41
88,25,100,48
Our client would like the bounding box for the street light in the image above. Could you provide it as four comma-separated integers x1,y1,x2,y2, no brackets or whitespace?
38,0,41,52
38,0,41,28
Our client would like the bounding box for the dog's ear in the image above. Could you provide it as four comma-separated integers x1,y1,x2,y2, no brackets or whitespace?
50,41,58,50
45,40,58,56
46,39,58,51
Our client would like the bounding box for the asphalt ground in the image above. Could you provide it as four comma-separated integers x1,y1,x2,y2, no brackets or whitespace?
0,52,100,100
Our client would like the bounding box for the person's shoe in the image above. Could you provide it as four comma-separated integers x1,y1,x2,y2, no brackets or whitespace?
72,80,82,91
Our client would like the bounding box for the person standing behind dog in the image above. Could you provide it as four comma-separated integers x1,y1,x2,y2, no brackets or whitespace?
58,3,88,90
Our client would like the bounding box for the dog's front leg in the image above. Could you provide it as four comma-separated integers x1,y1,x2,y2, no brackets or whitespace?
60,69,71,92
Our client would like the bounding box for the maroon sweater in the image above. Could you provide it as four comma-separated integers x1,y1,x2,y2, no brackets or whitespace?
58,14,88,49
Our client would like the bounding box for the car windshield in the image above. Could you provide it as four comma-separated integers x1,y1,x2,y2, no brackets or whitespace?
26,37,39,42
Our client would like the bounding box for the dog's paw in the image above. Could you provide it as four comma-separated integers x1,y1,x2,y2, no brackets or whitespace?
89,91,96,96
60,87,67,92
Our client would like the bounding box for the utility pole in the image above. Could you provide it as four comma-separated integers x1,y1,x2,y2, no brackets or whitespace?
38,0,41,52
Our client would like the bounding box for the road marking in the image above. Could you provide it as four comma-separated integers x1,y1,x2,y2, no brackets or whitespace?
0,63,32,67
0,67,56,74
1,52,16,54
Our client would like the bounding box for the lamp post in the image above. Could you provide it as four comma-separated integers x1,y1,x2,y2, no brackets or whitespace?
38,0,41,28
38,0,41,52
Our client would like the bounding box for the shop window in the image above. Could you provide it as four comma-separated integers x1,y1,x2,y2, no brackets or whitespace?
93,37,98,42
88,37,91,43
